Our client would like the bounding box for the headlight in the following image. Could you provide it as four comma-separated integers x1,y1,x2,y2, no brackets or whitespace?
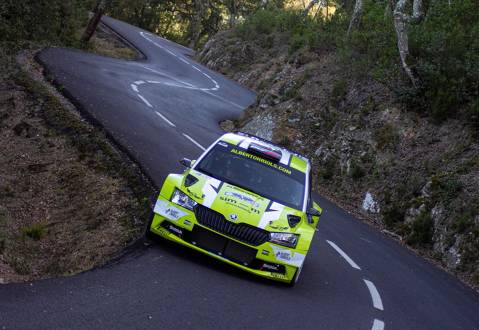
171,189,197,210
270,233,299,248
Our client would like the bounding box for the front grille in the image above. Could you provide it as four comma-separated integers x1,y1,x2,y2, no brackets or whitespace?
194,204,270,246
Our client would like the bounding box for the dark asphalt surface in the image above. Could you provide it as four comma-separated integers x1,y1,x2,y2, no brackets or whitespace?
2,16,479,330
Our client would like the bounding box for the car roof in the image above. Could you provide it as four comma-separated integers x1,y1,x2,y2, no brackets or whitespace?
218,132,310,174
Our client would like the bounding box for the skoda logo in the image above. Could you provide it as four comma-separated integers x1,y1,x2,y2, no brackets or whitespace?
229,213,238,222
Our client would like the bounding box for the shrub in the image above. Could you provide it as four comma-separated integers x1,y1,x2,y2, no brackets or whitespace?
409,0,479,121
330,79,348,106
349,159,365,180
21,223,46,241
0,0,89,47
407,211,434,246
374,123,399,151
382,202,405,229
431,174,463,204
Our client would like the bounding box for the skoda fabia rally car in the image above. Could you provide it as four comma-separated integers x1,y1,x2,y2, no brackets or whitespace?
148,132,322,285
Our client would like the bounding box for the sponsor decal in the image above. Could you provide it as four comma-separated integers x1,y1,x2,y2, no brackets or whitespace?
168,225,183,236
269,221,289,231
270,272,287,279
275,250,292,262
154,200,188,221
224,191,260,208
261,249,270,256
229,213,238,222
183,220,192,226
271,246,306,267
230,148,292,175
262,263,279,271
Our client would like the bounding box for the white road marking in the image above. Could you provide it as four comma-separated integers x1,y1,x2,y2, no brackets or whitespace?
202,90,244,109
372,319,385,330
134,80,145,85
179,57,189,64
138,94,152,108
155,111,175,127
360,237,373,244
131,84,139,93
326,240,361,270
182,133,206,151
364,280,384,311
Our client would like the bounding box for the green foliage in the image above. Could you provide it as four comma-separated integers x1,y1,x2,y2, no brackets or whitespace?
0,211,7,254
343,2,398,81
374,123,399,151
407,211,433,246
319,156,338,180
237,8,347,54
431,174,463,204
452,215,473,234
382,202,405,229
330,79,348,106
0,0,90,47
410,0,479,121
21,223,46,241
349,159,365,180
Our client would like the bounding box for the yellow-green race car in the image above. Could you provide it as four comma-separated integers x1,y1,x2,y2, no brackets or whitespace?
148,132,322,285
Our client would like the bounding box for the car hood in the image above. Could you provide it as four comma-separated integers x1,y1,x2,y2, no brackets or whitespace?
183,169,304,232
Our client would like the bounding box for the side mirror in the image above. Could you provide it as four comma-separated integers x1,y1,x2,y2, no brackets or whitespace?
179,158,192,168
307,208,322,217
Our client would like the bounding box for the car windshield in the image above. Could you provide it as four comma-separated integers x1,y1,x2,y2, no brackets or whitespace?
196,143,306,210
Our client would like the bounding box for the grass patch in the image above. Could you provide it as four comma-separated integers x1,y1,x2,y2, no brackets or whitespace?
21,223,46,240
375,123,399,151
330,79,348,107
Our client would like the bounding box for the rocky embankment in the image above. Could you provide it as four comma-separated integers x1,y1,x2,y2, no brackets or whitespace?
199,30,479,289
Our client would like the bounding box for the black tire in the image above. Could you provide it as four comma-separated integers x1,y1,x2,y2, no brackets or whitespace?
144,209,156,241
288,265,302,287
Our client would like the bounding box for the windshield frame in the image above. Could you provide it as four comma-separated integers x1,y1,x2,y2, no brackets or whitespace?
191,138,310,212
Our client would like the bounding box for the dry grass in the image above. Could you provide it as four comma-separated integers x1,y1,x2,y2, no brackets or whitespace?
87,24,138,60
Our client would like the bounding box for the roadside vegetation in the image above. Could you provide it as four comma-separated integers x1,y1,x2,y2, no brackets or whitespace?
0,1,152,282
198,1,479,289
1,0,477,288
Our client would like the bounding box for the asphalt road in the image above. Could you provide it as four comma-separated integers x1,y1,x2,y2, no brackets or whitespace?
2,16,479,330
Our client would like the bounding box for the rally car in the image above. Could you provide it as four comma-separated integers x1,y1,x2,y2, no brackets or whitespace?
148,132,322,285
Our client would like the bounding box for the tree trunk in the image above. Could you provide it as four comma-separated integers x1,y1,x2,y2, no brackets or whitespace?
188,0,206,49
393,0,426,87
347,0,364,35
226,0,238,28
82,0,106,43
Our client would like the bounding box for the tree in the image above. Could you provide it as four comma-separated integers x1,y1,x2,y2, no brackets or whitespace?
82,0,107,43
393,0,427,87
347,0,363,35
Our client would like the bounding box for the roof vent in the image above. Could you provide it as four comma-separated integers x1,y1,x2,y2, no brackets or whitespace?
248,143,282,162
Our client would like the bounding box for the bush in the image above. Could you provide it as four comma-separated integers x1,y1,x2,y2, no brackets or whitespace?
374,123,399,151
21,223,46,241
237,8,346,55
408,0,479,121
0,0,90,47
407,211,434,246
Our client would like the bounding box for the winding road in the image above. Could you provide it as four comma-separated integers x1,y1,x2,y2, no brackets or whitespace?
2,16,479,330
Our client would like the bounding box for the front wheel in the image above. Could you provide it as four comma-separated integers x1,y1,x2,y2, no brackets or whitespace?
288,265,303,287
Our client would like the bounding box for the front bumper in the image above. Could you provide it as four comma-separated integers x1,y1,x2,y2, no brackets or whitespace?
149,196,306,283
